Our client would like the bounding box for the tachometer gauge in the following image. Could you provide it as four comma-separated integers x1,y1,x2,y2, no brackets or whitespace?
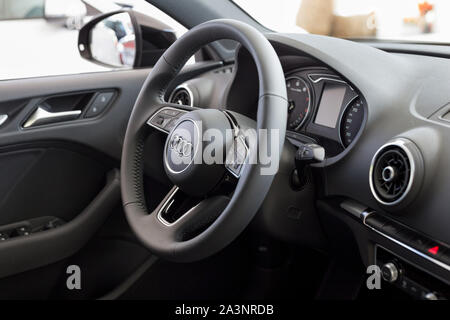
340,97,365,147
286,77,312,130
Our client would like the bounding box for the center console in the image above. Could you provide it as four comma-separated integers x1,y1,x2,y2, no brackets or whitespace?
341,200,450,300
376,246,449,300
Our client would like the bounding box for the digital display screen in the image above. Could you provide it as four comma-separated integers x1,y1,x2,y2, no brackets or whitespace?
314,84,346,128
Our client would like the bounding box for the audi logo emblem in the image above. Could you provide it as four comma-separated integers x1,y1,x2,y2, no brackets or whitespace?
169,135,193,157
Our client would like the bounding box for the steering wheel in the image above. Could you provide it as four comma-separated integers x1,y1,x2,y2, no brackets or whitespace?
121,19,287,262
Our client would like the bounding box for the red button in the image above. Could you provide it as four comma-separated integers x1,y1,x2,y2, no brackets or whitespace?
427,246,439,255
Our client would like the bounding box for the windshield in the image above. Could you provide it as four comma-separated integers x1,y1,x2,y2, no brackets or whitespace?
233,0,449,43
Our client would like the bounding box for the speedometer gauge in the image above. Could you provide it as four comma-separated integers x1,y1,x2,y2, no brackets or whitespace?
340,97,365,147
286,77,311,130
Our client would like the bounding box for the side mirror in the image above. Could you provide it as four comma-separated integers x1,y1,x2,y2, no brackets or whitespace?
78,10,177,68
44,0,87,30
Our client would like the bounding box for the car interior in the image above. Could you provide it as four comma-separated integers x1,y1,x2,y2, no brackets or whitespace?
0,0,449,301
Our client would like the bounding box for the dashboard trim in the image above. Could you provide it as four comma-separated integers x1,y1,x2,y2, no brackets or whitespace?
307,73,348,86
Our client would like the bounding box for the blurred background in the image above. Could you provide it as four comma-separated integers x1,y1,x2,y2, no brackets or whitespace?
236,0,448,41
0,0,448,80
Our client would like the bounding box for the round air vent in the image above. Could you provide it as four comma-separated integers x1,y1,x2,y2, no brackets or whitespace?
169,85,193,107
369,138,423,208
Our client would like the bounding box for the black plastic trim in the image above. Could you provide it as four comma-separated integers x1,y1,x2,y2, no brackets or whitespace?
0,169,120,278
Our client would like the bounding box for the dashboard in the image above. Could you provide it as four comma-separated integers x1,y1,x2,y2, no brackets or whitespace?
164,33,450,299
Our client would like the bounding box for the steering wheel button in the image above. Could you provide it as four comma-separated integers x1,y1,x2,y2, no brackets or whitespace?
153,116,164,125
161,109,180,117
165,119,177,131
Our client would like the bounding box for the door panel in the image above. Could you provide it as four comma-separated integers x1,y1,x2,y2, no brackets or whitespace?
0,69,152,295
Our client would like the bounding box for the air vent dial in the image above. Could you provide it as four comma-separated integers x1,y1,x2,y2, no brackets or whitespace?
369,138,423,209
373,147,411,202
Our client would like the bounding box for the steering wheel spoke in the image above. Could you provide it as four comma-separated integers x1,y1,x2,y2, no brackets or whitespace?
153,186,230,241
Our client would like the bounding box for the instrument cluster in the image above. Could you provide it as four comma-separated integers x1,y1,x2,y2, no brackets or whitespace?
285,68,366,157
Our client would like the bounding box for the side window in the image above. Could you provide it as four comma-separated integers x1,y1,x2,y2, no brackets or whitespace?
0,0,187,81
0,0,45,20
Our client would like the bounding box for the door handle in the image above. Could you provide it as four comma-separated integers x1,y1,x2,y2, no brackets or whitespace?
23,107,82,128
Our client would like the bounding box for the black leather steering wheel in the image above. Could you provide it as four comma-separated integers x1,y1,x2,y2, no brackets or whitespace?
121,19,287,262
